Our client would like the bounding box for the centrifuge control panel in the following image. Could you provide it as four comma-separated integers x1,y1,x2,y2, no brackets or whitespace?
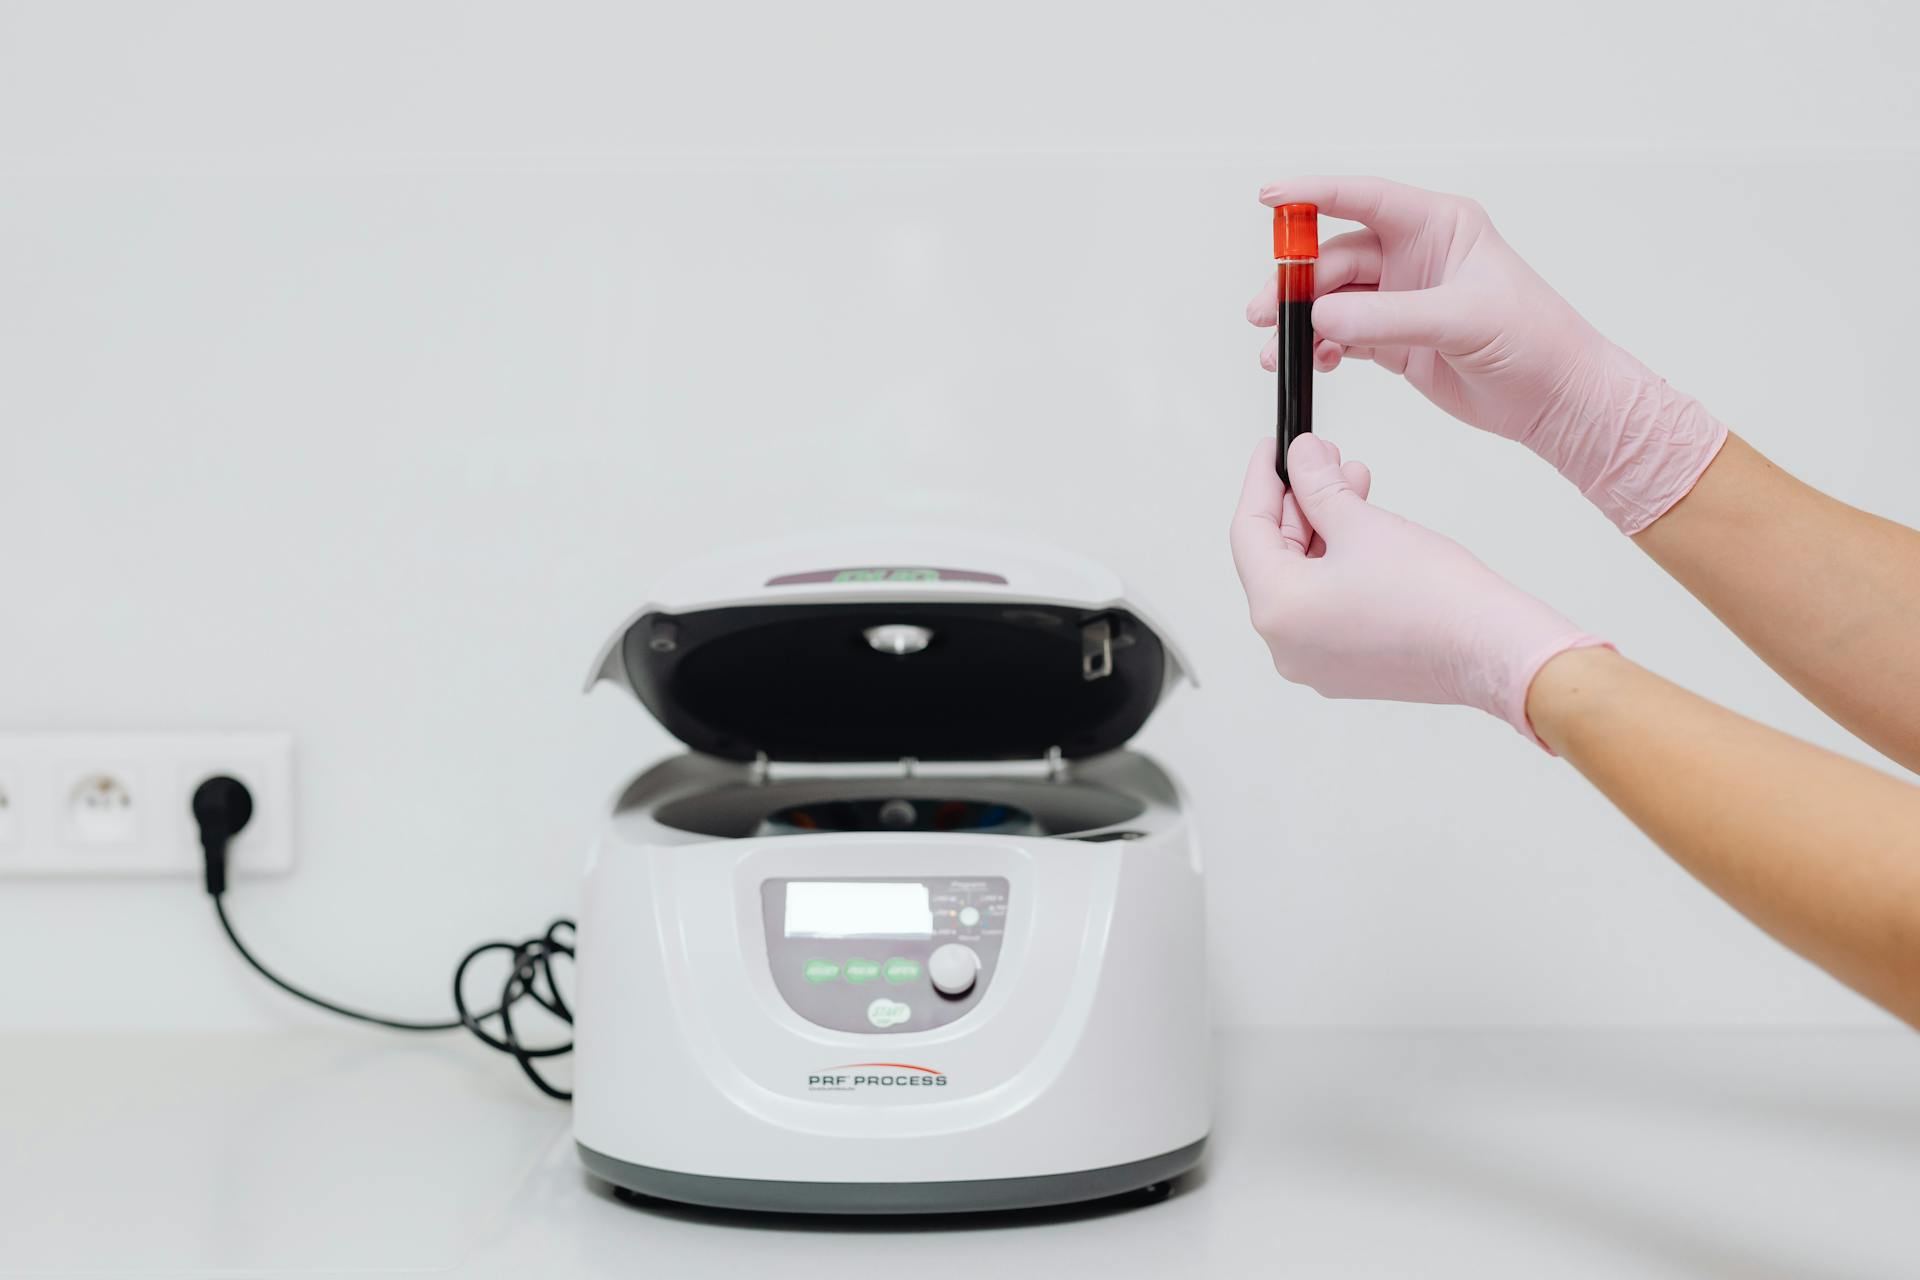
760,877,1010,1034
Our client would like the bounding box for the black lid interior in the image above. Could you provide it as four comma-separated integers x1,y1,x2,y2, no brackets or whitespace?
622,601,1167,762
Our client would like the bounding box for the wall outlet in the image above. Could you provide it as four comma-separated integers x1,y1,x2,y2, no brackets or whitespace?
67,772,139,844
0,733,294,878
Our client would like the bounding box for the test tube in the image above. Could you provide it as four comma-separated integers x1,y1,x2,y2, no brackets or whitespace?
1272,202,1319,486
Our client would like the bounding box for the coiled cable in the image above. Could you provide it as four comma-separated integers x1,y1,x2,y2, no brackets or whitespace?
197,775,576,1100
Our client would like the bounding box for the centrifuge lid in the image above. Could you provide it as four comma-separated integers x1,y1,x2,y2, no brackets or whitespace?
585,528,1195,763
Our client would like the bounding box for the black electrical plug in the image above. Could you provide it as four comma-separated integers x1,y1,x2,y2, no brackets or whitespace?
190,771,576,1095
193,776,254,896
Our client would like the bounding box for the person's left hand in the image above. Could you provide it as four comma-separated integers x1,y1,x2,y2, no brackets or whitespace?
1231,433,1607,744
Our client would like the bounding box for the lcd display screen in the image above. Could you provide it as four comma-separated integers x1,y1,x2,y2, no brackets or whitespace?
783,881,933,939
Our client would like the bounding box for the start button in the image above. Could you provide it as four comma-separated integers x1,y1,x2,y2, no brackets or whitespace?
866,998,912,1029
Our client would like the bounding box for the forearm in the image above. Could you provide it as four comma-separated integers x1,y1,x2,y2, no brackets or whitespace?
1529,646,1920,1026
1632,432,1920,772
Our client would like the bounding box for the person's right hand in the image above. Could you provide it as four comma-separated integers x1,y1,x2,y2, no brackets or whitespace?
1247,176,1726,536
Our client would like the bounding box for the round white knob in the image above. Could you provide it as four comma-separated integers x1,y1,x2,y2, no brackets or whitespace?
927,943,980,997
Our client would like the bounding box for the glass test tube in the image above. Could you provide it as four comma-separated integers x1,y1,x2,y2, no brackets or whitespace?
1272,202,1320,486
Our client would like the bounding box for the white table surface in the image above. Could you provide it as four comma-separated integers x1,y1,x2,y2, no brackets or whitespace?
3,1028,1916,1278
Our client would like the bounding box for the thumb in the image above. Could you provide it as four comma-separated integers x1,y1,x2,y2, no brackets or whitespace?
1287,434,1370,541
1312,285,1464,351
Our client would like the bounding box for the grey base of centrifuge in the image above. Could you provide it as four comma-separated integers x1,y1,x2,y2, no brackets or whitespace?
577,1137,1208,1215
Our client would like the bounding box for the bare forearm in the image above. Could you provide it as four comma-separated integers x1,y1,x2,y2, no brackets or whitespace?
1529,647,1920,1026
1633,432,1920,771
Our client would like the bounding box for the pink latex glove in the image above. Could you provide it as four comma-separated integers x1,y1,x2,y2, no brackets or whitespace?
1232,433,1609,745
1247,176,1726,536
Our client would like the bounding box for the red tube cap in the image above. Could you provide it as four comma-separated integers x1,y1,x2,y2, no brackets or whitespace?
1272,202,1319,260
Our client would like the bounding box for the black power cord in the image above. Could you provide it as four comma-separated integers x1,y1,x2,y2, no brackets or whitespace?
193,775,578,1100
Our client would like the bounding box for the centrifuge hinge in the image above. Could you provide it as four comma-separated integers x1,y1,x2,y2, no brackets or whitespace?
1081,618,1113,681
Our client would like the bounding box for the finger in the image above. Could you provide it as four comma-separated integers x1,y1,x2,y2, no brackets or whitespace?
1235,436,1284,522
1231,438,1303,586
1313,230,1382,298
1246,270,1276,327
1258,175,1447,236
1306,458,1372,556
1341,459,1372,502
1286,434,1370,542
1245,230,1381,326
1311,283,1376,370
1289,334,1379,373
1279,490,1311,557
1263,289,1374,370
1312,285,1467,353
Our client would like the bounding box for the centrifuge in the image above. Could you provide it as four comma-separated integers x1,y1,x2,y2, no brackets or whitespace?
571,530,1209,1214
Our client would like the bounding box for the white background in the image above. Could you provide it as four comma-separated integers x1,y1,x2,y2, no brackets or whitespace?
2,1,1916,1032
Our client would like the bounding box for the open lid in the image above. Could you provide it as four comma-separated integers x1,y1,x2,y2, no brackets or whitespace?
586,527,1196,763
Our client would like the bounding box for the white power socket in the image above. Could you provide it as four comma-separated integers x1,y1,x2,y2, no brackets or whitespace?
0,733,294,878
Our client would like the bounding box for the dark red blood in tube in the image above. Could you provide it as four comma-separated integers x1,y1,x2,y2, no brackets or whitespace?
1275,261,1315,485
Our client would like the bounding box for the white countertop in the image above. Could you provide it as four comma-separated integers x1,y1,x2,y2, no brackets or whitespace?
4,1028,1916,1278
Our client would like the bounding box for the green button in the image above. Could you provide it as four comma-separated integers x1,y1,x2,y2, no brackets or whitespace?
883,957,922,985
802,958,840,984
843,957,881,984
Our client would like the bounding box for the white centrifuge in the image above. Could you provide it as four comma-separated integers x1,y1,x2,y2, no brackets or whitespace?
571,530,1209,1214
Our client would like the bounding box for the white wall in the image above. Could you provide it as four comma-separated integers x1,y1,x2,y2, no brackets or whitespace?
3,1,1917,1031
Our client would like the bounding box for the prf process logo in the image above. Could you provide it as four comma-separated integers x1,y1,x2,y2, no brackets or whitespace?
808,1063,949,1092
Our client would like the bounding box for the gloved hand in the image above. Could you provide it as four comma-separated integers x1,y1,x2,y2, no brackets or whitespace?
1232,433,1608,745
1247,176,1726,536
